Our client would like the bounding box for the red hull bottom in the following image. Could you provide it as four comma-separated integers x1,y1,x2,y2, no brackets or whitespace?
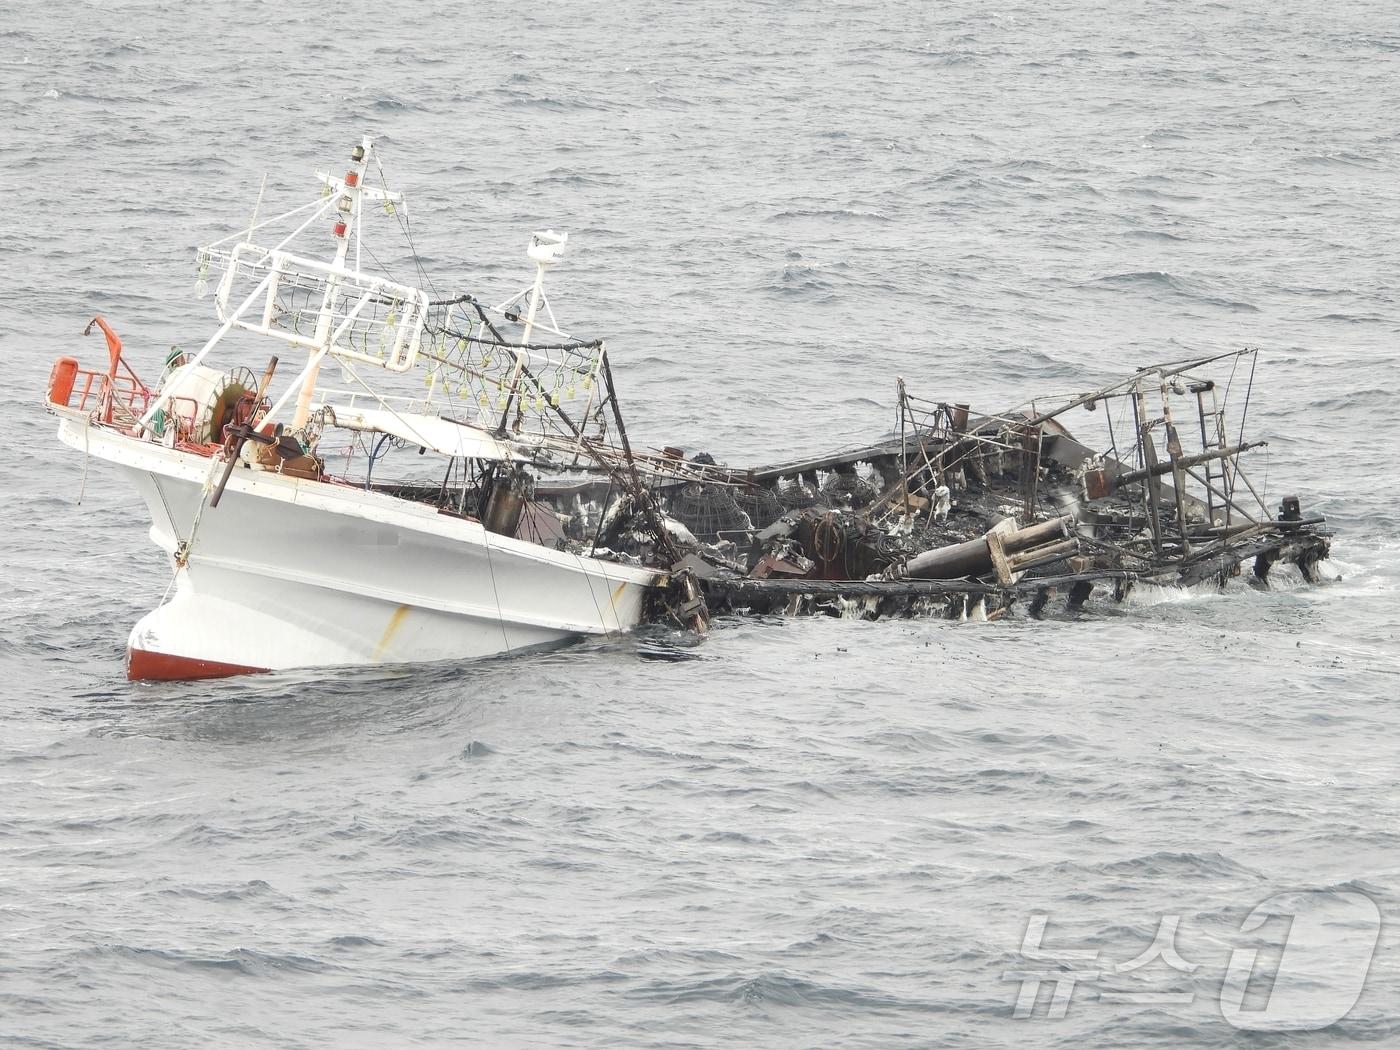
127,647,270,682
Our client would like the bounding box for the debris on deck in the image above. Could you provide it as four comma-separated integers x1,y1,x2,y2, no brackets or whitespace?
577,348,1333,628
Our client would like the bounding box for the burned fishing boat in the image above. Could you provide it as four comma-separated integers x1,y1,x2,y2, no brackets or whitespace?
45,138,1331,680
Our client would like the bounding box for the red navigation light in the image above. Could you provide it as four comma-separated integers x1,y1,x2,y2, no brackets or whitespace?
333,220,347,238
345,171,359,187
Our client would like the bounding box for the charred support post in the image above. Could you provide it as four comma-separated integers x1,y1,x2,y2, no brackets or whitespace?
1132,382,1165,557
1028,587,1052,617
1020,423,1042,524
1253,549,1278,587
1191,381,1218,526
897,378,913,525
1158,376,1193,555
1067,579,1094,609
1295,549,1325,584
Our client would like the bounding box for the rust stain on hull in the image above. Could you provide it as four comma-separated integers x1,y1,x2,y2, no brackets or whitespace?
374,603,412,660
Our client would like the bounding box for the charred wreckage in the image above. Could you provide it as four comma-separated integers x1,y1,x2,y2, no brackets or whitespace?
537,348,1332,631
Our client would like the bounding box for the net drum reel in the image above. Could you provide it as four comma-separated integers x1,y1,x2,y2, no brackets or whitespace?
154,362,258,446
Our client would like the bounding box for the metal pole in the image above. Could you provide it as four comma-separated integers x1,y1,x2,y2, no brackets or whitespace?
1131,381,1164,557
293,135,374,429
1158,375,1193,555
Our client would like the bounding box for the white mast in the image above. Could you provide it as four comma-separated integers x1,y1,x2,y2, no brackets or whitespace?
292,135,374,429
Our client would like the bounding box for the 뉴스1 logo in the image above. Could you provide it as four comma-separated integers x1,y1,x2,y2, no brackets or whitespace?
1003,889,1381,1031
1220,890,1381,1031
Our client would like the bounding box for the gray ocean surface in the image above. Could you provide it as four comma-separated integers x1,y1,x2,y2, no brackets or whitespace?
2,1,1399,1046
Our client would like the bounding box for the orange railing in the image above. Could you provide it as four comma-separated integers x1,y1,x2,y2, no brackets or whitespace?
47,316,153,428
52,364,151,419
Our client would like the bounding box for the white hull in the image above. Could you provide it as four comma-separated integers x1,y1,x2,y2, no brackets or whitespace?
56,415,656,680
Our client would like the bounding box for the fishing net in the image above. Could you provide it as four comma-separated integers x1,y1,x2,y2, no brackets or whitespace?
733,485,785,529
822,470,878,509
667,483,754,541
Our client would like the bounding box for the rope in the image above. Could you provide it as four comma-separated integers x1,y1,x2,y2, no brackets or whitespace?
427,319,603,353
478,525,512,655
176,456,227,565
1235,349,1258,451
567,545,616,639
77,414,92,505
372,147,440,301
358,239,401,286
1104,395,1120,463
